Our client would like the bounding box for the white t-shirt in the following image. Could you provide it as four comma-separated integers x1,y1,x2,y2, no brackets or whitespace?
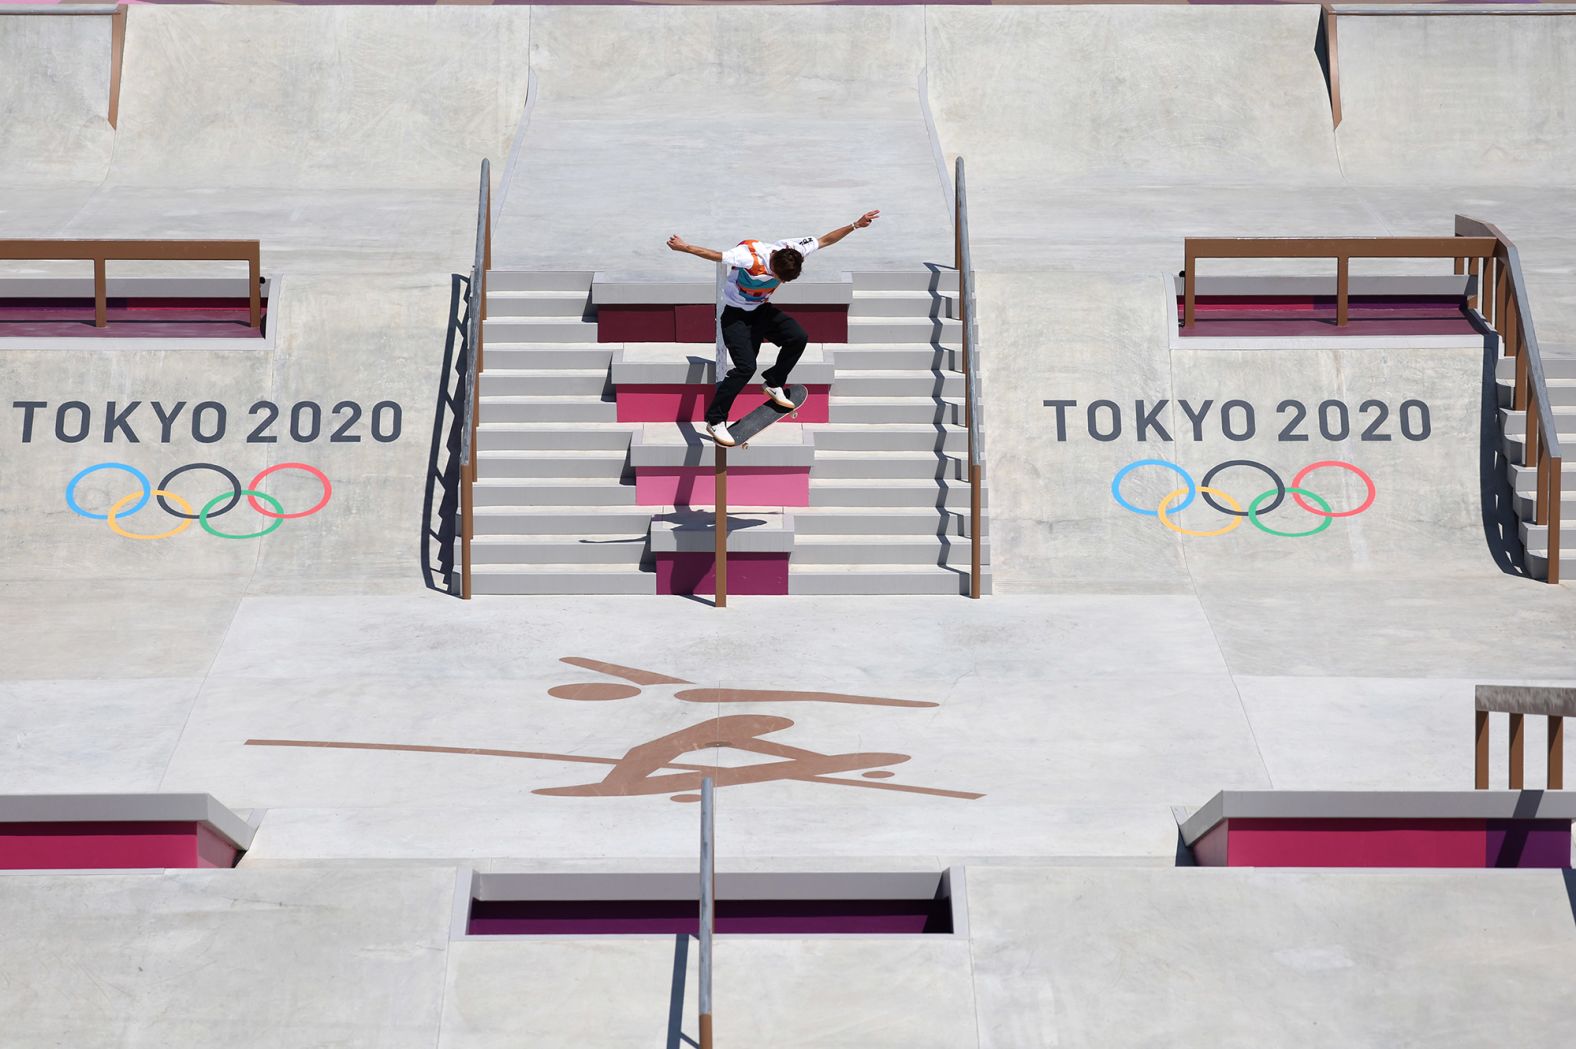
718,237,819,310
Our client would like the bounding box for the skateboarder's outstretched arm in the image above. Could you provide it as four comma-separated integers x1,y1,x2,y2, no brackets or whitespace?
666,235,723,262
816,210,880,250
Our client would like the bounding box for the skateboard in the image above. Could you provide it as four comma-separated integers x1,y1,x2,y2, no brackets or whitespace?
721,384,808,448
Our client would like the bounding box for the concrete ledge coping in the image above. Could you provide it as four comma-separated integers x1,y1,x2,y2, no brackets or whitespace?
611,344,834,386
0,793,258,851
592,272,853,306
1180,790,1576,845
631,424,813,468
1173,275,1474,298
1334,5,1576,15
1476,684,1576,717
0,277,272,298
649,510,795,553
474,870,942,902
1171,333,1489,352
0,5,121,14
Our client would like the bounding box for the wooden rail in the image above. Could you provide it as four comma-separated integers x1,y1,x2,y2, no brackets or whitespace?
0,239,262,329
1457,216,1564,584
1475,685,1570,790
459,160,492,600
1182,236,1497,329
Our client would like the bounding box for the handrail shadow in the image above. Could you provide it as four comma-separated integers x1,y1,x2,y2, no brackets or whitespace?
419,272,472,595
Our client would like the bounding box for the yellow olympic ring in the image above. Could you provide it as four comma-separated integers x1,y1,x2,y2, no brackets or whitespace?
1157,485,1243,538
107,489,193,541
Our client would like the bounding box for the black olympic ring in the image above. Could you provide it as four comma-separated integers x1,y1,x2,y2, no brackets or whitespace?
155,463,243,520
1200,460,1285,518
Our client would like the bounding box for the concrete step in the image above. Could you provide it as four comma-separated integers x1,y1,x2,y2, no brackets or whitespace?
486,270,595,294
833,370,965,398
792,507,977,536
1495,355,1576,382
480,369,611,397
1506,459,1576,496
486,290,592,318
1523,548,1576,583
848,290,957,319
812,450,966,481
789,564,985,596
484,346,614,370
833,346,961,370
477,422,633,451
1497,377,1576,408
471,534,648,565
467,563,656,596
479,396,617,423
851,270,959,294
477,450,629,479
794,535,989,566
472,507,653,535
812,424,967,453
829,397,965,425
484,317,600,344
472,478,636,506
809,478,985,509
1498,407,1576,440
846,317,961,344
1512,491,1576,522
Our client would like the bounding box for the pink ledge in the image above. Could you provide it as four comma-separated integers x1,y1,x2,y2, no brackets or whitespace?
0,821,241,870
656,553,789,596
637,467,809,507
617,385,830,424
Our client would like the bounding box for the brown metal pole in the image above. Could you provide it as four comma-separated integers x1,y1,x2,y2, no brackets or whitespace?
1183,247,1196,328
1454,256,1465,276
1474,710,1489,790
700,1016,713,1049
461,459,474,600
1335,255,1349,327
714,447,728,608
1549,716,1564,790
1509,712,1525,790
93,257,107,327
1466,256,1479,313
1480,257,1493,325
249,246,262,330
1548,458,1562,585
969,462,982,599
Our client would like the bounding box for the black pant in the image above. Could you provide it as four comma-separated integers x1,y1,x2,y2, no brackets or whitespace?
706,303,808,425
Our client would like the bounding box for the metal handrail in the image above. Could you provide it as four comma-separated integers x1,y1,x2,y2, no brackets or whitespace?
459,158,491,599
954,157,986,598
1457,215,1563,583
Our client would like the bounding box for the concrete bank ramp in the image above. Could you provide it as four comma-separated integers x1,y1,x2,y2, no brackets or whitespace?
494,6,953,277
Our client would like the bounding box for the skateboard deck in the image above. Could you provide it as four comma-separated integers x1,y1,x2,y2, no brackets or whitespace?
725,385,808,447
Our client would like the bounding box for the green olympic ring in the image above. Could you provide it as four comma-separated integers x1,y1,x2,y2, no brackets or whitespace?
1247,486,1333,538
200,488,285,540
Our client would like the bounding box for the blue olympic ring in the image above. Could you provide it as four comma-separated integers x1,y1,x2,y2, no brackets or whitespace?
1111,458,1195,517
65,462,151,520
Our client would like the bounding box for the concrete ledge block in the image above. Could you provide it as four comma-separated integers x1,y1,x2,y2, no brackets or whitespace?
1476,684,1576,717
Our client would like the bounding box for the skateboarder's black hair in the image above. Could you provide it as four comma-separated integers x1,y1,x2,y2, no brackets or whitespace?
771,248,805,282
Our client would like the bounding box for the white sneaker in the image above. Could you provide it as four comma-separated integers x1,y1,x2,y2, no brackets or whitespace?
706,421,737,447
762,384,795,409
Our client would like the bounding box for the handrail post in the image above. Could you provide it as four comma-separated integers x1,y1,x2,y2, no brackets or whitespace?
1183,243,1195,328
1508,712,1525,790
248,244,262,330
93,256,107,327
1335,254,1349,326
1549,457,1562,585
715,448,728,608
1473,710,1489,790
699,776,715,1049
1550,716,1565,790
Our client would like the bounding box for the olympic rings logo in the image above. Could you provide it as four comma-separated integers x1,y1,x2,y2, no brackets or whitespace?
65,462,332,540
1111,459,1376,538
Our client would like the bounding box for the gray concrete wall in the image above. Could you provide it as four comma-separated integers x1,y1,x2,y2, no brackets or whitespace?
0,12,115,187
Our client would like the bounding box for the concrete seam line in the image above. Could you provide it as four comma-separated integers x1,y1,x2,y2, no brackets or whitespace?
494,28,537,224
917,28,954,224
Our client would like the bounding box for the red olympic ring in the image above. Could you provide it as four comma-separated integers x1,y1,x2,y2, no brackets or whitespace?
1291,460,1376,519
247,462,333,520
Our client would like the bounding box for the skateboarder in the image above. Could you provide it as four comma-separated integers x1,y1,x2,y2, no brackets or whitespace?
667,210,880,446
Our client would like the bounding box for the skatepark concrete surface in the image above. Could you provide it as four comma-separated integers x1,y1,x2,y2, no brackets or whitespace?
4,4,1576,1047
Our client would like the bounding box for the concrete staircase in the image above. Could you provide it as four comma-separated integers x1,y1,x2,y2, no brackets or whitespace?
464,268,991,596
1496,353,1576,581
469,271,653,595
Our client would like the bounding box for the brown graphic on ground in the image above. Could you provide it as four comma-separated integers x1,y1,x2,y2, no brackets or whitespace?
243,655,982,802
